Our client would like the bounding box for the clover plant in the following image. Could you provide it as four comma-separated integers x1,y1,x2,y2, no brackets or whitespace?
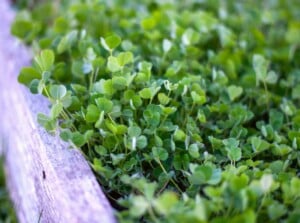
12,0,300,222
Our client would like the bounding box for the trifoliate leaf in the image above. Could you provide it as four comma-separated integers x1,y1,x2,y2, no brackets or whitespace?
153,191,178,215
227,85,243,101
95,97,113,113
107,56,122,72
34,49,55,73
139,88,152,99
101,34,121,51
18,67,41,85
128,126,141,137
152,147,168,161
117,51,133,66
86,104,100,123
50,102,63,118
50,84,67,100
253,54,268,85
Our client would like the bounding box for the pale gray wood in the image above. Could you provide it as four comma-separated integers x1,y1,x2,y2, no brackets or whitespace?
0,1,116,223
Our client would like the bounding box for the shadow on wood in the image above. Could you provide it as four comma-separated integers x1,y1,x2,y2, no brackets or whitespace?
0,1,116,223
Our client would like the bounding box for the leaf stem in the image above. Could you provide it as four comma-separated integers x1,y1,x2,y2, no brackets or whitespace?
156,159,182,193
257,193,267,214
148,205,159,223
263,81,270,110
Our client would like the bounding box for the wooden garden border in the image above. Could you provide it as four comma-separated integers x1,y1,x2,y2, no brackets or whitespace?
0,1,116,222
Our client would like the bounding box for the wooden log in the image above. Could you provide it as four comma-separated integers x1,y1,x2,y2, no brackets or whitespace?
0,1,116,223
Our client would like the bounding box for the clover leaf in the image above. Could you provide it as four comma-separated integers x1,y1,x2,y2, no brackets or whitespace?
34,49,55,73
50,84,67,100
101,34,121,51
18,67,41,85
227,85,243,101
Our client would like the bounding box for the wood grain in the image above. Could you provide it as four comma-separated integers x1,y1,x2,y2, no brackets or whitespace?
0,1,116,223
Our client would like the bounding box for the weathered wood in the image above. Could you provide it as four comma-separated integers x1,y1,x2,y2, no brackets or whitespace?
0,1,116,223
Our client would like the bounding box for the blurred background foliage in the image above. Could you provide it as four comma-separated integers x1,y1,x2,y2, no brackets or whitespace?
0,158,17,223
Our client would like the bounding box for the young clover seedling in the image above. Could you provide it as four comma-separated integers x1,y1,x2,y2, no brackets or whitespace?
101,34,121,56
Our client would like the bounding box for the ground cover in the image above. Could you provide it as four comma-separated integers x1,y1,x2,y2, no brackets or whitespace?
12,1,300,222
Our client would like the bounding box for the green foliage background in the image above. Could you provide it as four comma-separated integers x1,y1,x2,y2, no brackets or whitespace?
11,0,300,222
0,158,17,223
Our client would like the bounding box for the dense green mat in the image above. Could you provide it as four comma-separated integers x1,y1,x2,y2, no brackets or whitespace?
12,0,300,222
